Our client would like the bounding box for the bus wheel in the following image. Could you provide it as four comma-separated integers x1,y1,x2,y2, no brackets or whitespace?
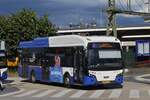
64,75,71,88
30,72,36,83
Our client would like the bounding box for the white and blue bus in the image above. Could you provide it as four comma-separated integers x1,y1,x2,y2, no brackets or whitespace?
18,35,124,87
0,40,7,89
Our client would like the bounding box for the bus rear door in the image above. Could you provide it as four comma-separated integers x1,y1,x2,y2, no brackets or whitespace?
41,59,50,81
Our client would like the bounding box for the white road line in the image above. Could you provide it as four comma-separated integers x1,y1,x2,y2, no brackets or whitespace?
109,89,122,98
14,89,40,97
89,90,105,98
148,90,150,96
70,90,87,98
0,89,25,97
129,89,140,98
51,89,71,98
32,90,56,97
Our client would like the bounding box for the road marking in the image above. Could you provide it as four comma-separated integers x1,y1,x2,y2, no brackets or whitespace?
32,90,56,97
89,90,105,98
129,89,140,98
109,89,122,98
51,89,71,98
70,90,87,98
148,90,150,96
14,89,40,97
0,89,25,97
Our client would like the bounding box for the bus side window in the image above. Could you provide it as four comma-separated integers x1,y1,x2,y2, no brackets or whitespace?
43,48,55,67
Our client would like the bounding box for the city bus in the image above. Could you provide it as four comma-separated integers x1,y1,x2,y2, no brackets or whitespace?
18,35,124,87
0,41,7,89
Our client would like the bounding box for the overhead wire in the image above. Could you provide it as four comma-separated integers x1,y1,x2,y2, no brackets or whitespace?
133,0,146,12
138,0,147,12
117,0,127,10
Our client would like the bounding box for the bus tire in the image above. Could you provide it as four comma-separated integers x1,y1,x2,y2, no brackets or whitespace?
64,74,71,88
30,72,36,83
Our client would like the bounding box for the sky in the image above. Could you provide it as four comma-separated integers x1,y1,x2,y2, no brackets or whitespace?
0,0,150,28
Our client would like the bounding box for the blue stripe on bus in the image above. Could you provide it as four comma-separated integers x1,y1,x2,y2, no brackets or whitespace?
28,66,42,81
50,67,63,83
18,65,64,83
115,75,124,84
83,75,97,86
19,37,49,48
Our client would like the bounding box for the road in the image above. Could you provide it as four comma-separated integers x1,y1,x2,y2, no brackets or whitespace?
1,68,150,100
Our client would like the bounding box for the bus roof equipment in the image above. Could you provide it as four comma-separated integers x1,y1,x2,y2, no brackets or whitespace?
19,35,120,49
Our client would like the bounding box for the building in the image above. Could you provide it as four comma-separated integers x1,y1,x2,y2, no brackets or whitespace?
57,26,150,67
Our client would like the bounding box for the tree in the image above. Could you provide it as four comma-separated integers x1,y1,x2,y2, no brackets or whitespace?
0,9,57,55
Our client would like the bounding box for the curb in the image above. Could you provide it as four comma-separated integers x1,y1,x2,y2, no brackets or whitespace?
134,74,150,83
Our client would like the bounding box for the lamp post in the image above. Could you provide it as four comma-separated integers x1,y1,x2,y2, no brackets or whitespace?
106,0,117,37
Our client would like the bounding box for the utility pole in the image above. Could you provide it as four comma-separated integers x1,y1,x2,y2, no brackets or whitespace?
144,0,150,22
106,0,117,37
106,0,150,36
127,0,131,11
144,0,150,12
148,0,150,12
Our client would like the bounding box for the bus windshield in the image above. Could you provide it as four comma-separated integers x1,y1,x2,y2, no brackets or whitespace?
87,43,123,70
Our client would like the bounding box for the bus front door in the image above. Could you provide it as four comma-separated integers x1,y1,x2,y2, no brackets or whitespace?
73,50,83,83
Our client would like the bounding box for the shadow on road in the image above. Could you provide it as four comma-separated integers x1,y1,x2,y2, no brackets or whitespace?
0,86,20,94
4,80,14,84
21,80,123,90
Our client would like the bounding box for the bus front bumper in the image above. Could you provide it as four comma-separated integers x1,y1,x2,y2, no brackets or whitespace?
83,74,124,86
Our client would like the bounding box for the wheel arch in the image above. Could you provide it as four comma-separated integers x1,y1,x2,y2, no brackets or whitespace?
63,72,70,77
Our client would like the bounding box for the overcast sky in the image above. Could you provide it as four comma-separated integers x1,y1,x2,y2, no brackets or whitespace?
0,0,150,28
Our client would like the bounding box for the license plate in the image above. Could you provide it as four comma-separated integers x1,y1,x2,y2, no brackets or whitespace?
102,81,111,84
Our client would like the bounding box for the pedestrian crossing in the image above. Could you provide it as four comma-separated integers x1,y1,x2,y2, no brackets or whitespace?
129,89,140,99
89,90,105,98
108,89,122,98
51,89,71,98
70,90,87,98
0,88,150,99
